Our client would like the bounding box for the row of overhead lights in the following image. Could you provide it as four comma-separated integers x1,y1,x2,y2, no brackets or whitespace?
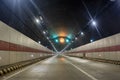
35,16,58,51
70,19,96,44
72,20,96,43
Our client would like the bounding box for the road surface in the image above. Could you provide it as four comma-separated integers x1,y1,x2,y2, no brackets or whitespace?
1,55,120,80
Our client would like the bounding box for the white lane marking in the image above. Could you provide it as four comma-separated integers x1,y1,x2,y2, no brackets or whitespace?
1,56,55,80
64,55,98,80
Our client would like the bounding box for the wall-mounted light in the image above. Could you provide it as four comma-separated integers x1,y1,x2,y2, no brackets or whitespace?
30,54,34,58
38,41,41,44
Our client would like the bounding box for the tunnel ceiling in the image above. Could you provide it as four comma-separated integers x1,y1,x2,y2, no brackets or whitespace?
0,0,120,52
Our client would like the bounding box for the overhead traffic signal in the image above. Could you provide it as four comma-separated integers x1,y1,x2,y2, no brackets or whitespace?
54,37,71,44
66,39,69,43
55,39,59,43
60,38,65,43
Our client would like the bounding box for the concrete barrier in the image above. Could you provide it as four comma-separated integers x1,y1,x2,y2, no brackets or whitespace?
0,21,53,67
0,56,51,76
66,33,120,62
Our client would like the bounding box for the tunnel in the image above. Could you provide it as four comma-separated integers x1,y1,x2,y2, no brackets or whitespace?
0,0,120,80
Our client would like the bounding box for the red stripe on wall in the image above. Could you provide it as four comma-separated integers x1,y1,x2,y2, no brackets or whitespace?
70,45,120,53
0,40,51,53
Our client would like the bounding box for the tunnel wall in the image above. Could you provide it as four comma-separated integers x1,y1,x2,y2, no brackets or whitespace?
67,33,120,61
0,21,53,66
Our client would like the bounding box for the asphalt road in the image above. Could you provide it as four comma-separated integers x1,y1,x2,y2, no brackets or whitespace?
1,55,120,80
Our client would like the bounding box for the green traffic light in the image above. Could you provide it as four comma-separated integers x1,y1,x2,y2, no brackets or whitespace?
55,39,59,43
66,39,69,43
